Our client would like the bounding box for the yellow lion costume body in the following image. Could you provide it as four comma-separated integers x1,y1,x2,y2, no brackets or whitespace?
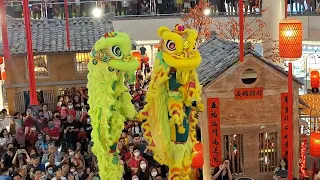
139,25,204,180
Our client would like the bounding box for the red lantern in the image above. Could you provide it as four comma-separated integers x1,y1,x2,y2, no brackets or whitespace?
191,151,204,169
193,142,203,152
0,57,3,65
1,71,6,81
310,132,320,157
311,71,320,89
279,18,303,60
191,143,204,169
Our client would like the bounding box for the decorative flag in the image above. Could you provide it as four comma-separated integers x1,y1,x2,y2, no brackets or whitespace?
207,98,222,167
281,93,290,158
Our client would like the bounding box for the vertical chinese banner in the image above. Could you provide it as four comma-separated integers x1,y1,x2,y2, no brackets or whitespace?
281,93,289,158
207,98,222,167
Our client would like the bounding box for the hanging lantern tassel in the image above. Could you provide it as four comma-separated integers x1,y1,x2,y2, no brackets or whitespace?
64,0,70,48
0,0,11,60
299,136,307,177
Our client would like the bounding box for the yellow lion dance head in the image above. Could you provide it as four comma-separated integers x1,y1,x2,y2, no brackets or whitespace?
157,24,202,71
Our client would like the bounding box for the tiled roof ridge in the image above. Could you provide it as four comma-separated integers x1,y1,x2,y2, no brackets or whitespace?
0,13,115,55
197,36,303,86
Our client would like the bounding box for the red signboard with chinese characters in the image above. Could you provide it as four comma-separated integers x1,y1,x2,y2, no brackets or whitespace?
207,98,222,167
281,93,289,158
234,87,263,100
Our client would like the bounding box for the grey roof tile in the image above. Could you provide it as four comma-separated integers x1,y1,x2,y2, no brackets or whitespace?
197,36,303,86
0,13,115,55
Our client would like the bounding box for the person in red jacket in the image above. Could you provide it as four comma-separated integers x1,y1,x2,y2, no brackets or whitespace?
67,102,76,120
42,120,60,141
127,147,147,175
124,143,135,163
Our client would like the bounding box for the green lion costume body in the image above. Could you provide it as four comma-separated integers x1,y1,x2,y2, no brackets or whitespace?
87,31,139,180
139,25,204,180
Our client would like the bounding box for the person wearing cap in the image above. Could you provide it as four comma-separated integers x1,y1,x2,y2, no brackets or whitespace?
28,154,45,172
52,166,67,180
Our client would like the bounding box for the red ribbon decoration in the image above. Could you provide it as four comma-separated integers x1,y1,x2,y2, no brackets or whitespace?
239,0,244,62
280,93,289,158
64,0,70,48
0,0,10,60
23,0,38,105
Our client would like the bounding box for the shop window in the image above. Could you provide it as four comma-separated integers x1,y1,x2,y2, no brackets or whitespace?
75,53,90,75
223,134,245,175
26,55,49,78
259,132,277,172
241,69,257,84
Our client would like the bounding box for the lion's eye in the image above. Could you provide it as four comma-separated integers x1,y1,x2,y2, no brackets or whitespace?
111,46,122,58
166,40,176,51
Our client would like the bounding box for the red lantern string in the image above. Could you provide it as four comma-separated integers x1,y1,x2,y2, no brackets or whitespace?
299,136,307,177
0,0,10,60
64,0,70,48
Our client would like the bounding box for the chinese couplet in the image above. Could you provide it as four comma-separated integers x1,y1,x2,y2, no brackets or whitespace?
281,93,289,158
207,98,221,167
234,87,263,100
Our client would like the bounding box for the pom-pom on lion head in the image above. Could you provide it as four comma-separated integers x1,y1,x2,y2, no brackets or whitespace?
157,25,202,71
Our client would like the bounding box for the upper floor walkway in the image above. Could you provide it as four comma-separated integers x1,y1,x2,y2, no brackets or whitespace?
5,0,320,19
3,0,320,41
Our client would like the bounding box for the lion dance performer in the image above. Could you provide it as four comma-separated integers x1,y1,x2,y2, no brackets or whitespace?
139,24,204,180
87,31,139,180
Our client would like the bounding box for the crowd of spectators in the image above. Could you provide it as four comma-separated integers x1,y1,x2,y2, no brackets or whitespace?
0,59,172,180
5,0,319,19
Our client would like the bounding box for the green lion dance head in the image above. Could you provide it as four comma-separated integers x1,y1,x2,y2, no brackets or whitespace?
87,31,139,180
89,31,140,71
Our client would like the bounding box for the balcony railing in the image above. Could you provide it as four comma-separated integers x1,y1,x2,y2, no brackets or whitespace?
4,0,320,20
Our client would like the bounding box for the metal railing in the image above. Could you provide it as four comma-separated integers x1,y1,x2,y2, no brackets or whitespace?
3,0,319,20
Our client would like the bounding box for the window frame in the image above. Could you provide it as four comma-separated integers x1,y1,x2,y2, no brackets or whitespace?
223,134,245,175
258,132,278,173
25,55,50,79
74,52,90,76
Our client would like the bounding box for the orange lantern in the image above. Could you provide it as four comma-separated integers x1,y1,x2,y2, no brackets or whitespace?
132,52,141,70
311,71,320,89
279,18,303,59
1,71,6,81
0,57,3,65
310,131,320,157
